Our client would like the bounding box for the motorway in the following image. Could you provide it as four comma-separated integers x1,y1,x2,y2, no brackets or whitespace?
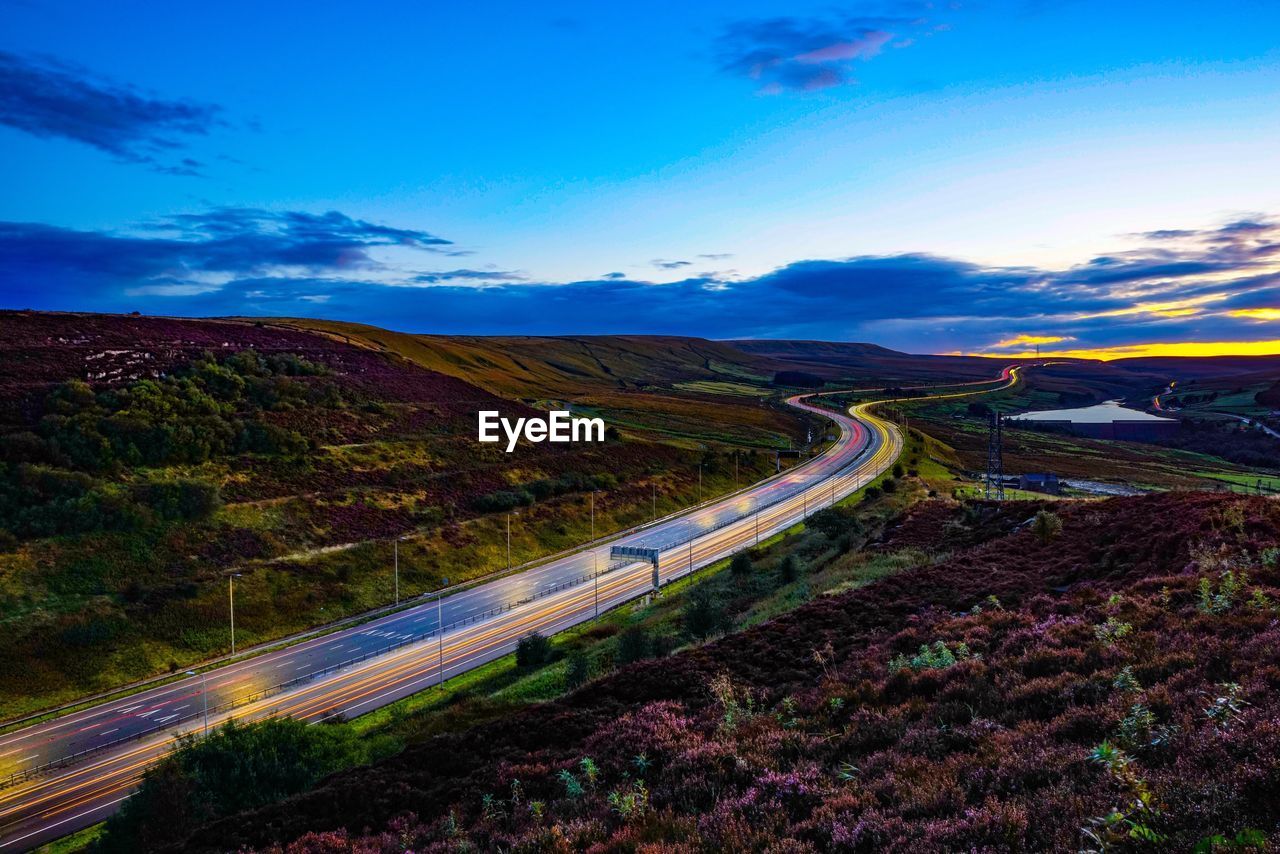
0,368,1017,849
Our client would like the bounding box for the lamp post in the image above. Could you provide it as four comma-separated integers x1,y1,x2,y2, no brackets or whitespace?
593,551,599,619
393,537,402,605
437,577,447,687
590,490,596,541
186,670,208,736
652,483,657,521
698,464,702,504
506,512,513,569
228,573,241,655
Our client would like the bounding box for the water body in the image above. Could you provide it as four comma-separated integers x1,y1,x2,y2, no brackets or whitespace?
1010,400,1175,424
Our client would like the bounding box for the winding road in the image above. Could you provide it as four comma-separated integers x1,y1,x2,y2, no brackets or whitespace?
0,367,1018,850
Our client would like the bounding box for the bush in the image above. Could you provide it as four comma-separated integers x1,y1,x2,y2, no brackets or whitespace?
730,552,753,577
516,632,553,668
683,587,725,639
779,554,803,585
863,485,881,502
135,479,222,521
564,650,591,689
881,477,898,494
97,718,391,852
616,626,651,665
1031,509,1063,544
892,463,905,478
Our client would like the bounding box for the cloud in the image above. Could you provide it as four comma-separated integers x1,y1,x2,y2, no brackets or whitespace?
2,211,1279,356
0,208,453,308
716,8,928,93
652,258,692,270
411,268,527,285
0,51,224,173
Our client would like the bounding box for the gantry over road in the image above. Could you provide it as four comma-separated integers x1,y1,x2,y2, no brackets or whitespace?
0,366,1020,850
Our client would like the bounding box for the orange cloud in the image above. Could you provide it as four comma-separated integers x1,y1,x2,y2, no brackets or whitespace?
1227,308,1280,321
976,339,1280,361
990,334,1073,349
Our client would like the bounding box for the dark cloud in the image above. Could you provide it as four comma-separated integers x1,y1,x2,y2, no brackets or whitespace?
0,208,452,308
652,258,692,270
412,269,527,284
716,8,928,93
0,51,224,173
1,213,1278,354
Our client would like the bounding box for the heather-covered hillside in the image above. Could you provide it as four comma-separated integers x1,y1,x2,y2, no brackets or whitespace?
181,492,1280,852
0,312,800,716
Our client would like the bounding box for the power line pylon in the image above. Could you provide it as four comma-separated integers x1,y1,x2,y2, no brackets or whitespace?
985,411,1005,501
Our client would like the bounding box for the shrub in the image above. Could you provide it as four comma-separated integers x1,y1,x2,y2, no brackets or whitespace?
881,477,898,494
892,463,905,478
863,485,882,502
564,650,592,689
515,632,553,669
616,626,651,665
1031,510,1063,544
97,718,390,853
730,552,753,577
889,640,975,671
135,479,222,521
779,554,803,585
683,587,725,639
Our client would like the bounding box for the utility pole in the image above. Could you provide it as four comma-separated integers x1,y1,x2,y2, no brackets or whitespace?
755,507,760,545
590,490,596,541
688,538,694,575
506,512,513,568
735,454,739,489
985,411,1005,501
593,551,599,618
438,577,447,686
698,464,702,503
652,483,657,520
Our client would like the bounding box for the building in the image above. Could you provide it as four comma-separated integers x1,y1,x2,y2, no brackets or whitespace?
1018,473,1061,495
1008,401,1178,442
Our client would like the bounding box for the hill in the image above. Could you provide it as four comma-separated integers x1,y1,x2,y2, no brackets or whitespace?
178,492,1280,852
0,312,809,717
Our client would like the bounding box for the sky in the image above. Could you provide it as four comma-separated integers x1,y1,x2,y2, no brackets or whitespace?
2,0,1279,358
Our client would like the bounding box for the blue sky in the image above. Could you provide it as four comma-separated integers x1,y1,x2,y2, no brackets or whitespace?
2,0,1280,356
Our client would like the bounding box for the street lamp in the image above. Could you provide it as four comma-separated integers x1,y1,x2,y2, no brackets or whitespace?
185,670,208,736
590,490,596,541
437,577,448,687
506,512,515,569
698,463,702,504
394,536,408,605
228,573,242,655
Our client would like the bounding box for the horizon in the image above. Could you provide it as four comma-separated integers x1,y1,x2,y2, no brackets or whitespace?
2,1,1279,357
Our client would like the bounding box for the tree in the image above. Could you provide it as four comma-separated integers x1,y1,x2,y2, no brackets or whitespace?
516,632,553,668
779,554,803,585
616,626,651,665
564,650,591,689
730,552,753,577
892,463,905,479
97,719,388,852
807,506,861,541
683,588,725,639
1031,509,1063,544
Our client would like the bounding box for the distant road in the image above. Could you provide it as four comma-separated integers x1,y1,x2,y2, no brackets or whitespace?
0,368,1018,850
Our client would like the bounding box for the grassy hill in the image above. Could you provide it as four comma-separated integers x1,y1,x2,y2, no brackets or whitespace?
0,312,819,718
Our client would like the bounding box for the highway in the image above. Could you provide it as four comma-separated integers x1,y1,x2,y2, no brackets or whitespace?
0,368,1017,849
